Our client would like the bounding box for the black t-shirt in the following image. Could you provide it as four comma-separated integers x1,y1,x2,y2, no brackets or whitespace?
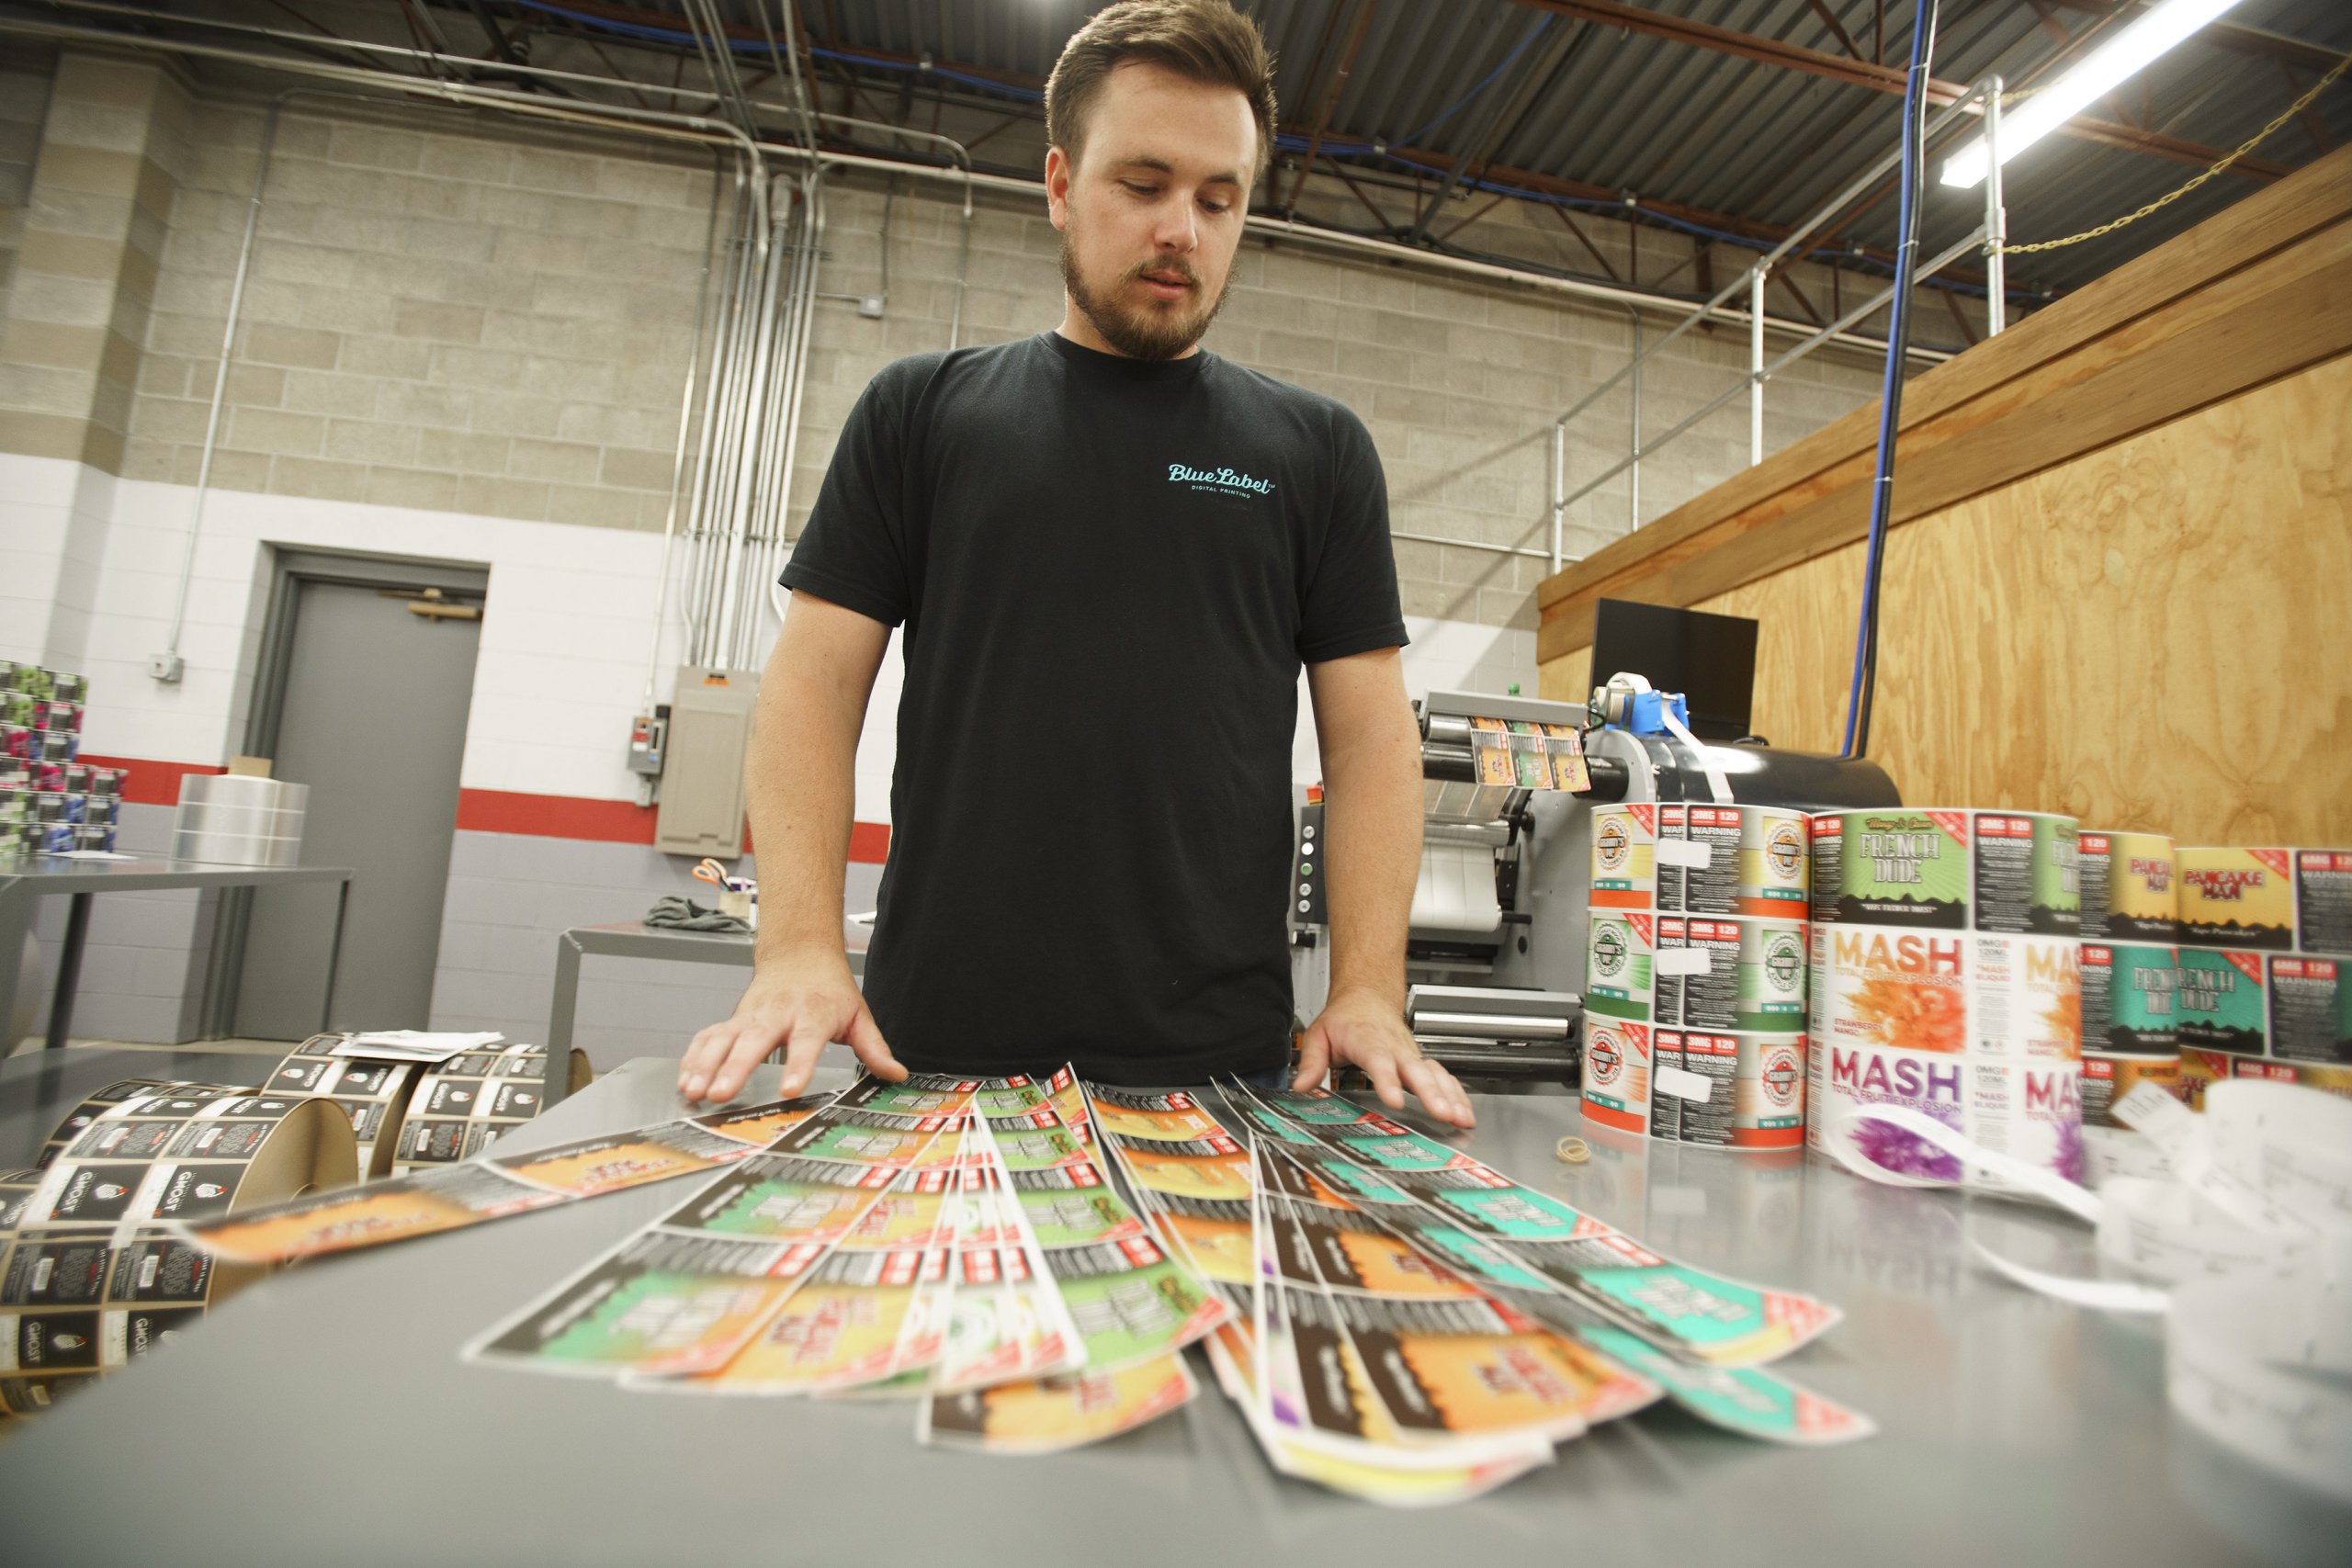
781,331,1406,1085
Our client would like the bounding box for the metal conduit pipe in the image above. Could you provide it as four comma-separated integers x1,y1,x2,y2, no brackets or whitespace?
641,147,735,706
678,184,752,666
679,184,752,665
739,181,806,666
710,179,794,665
774,176,825,565
755,174,824,653
165,90,280,665
693,183,774,665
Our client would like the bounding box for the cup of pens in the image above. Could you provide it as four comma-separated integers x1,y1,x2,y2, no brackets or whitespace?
695,857,758,930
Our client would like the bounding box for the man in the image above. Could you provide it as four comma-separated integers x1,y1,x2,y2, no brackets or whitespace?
676,0,1472,1130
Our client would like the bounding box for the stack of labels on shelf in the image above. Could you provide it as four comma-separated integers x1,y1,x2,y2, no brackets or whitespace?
183,1095,835,1264
1588,802,1812,1145
2,1081,357,1428
2175,848,2352,1100
1829,1078,2352,1500
266,1038,422,1180
1808,808,2085,1196
392,1042,591,1173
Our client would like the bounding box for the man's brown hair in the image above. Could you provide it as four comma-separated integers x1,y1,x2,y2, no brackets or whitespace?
1045,1,1279,184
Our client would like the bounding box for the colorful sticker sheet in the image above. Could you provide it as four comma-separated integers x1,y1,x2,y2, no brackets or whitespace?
1230,1083,1846,1370
180,1095,838,1265
1220,1081,1875,1451
453,1073,1218,1456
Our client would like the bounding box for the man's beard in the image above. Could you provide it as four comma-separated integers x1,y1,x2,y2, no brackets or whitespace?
1058,231,1231,361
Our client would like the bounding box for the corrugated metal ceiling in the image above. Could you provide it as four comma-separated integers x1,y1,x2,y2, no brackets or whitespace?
761,0,2350,298
785,1,2346,300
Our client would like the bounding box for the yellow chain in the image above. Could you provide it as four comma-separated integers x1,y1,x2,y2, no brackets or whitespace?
1998,51,2350,255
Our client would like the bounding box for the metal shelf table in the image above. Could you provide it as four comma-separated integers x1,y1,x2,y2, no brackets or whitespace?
0,855,354,1050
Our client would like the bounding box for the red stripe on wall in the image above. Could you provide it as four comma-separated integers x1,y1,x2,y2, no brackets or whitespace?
849,820,890,864
76,754,224,807
456,788,659,842
69,756,891,864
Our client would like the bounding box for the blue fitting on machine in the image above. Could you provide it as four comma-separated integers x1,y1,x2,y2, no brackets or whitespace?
1615,690,1689,737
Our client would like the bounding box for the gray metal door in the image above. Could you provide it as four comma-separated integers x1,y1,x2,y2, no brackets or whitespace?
232,577,481,1036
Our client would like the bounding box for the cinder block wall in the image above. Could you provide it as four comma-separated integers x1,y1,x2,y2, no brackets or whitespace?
6,52,1942,1055
116,86,1903,632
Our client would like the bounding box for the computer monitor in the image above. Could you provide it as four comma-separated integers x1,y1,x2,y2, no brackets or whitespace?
1588,599,1759,742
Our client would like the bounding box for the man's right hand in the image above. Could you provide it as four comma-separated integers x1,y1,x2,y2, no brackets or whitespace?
677,954,908,1104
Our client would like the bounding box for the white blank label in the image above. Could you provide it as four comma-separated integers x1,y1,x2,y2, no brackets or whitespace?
1655,948,1712,976
1657,1065,1713,1102
1655,840,1713,868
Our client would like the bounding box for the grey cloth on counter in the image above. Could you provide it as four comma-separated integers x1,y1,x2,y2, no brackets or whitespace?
642,895,749,934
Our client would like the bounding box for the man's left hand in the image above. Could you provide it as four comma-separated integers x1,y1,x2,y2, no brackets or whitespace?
1294,988,1476,1131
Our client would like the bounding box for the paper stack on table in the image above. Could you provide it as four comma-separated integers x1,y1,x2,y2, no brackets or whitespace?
459,1070,1227,1453
330,1031,508,1063
1175,1080,1874,1506
176,1068,1872,1489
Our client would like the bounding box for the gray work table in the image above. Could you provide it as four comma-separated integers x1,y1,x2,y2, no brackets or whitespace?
1,1056,2343,1568
0,855,354,1048
547,919,869,1055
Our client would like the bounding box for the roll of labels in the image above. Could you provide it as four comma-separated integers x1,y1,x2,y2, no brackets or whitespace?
0,1036,587,1430
1,1078,356,1427
1817,1077,2352,1506
1581,802,1811,1150
1802,807,2086,1196
2172,847,2352,1106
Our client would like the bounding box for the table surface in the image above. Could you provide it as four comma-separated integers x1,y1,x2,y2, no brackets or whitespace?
569,919,872,954
1,1051,2344,1568
0,854,354,896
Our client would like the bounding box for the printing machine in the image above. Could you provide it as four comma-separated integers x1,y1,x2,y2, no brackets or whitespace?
1289,676,1900,1083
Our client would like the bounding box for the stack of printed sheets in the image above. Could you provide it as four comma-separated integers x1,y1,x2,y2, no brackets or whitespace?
181,1070,1871,1490
1196,1079,1871,1504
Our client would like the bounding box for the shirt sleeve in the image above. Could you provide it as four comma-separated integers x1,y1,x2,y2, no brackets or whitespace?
778,364,917,628
1296,406,1408,663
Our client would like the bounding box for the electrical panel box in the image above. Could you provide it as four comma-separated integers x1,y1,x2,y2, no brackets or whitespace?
655,666,758,857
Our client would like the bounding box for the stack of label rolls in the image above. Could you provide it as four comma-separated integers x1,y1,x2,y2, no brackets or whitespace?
1806,808,2086,1191
1,1080,356,1430
2077,830,2184,1123
1580,801,1812,1149
2175,847,2352,1105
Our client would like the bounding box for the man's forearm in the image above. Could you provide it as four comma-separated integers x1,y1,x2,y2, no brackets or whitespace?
1319,705,1423,1009
743,664,862,969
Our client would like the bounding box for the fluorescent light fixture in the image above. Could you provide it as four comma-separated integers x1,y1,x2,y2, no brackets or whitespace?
1940,0,2247,186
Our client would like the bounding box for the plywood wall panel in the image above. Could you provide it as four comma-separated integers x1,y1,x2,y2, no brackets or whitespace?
1680,353,2352,843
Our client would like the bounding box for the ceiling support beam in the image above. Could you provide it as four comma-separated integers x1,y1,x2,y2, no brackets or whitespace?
1504,0,2290,181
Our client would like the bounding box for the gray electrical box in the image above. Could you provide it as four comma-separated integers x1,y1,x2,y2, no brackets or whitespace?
654,664,759,857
